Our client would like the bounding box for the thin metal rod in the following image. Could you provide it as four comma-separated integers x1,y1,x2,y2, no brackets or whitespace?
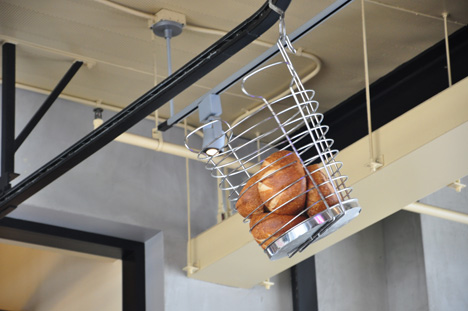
184,119,192,268
442,13,452,87
153,49,160,128
1,43,16,190
361,0,375,162
14,61,83,152
165,29,175,117
365,0,467,27
0,0,291,218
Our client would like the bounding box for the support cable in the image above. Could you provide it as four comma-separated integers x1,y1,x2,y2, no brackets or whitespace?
183,119,199,275
443,12,453,88
442,13,466,193
361,0,382,172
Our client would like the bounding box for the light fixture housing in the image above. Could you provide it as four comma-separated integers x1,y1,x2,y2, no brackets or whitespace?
199,94,224,156
202,120,224,156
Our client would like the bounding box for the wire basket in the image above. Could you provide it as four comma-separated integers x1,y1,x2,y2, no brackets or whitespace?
185,30,361,260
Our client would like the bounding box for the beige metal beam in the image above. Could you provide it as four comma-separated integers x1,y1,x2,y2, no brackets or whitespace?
187,76,468,288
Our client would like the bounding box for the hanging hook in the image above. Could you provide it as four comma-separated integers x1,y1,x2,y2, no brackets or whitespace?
268,0,285,17
269,0,296,54
283,33,296,54
268,1,286,39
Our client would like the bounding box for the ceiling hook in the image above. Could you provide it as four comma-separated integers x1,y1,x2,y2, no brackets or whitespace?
268,0,285,17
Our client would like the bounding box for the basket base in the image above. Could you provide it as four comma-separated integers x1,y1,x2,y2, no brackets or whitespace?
313,199,361,242
265,199,361,260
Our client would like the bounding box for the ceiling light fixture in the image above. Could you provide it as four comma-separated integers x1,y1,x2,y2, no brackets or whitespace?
199,94,224,157
202,121,224,156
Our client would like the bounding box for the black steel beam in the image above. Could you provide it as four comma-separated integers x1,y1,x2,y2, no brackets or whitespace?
123,243,146,311
0,217,146,310
1,43,16,192
0,0,291,218
291,256,318,311
14,61,83,152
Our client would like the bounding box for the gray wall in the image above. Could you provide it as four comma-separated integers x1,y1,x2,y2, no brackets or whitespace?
7,88,293,311
383,211,429,311
315,178,468,311
420,177,468,311
316,222,389,311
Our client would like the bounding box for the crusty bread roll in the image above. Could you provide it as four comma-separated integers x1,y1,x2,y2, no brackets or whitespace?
306,164,339,216
236,174,264,218
257,150,306,215
250,213,307,249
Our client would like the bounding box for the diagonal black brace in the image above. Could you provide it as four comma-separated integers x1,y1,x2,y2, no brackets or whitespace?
1,43,16,192
14,61,83,152
0,0,291,218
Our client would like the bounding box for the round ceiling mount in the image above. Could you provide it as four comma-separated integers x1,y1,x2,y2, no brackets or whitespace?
151,20,184,38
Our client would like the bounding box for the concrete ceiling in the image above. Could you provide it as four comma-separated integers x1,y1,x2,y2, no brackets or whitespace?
0,0,466,134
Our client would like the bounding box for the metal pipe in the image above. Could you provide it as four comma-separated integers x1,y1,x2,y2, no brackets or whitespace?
93,0,154,20
404,202,468,225
0,79,202,136
92,0,319,66
93,118,257,172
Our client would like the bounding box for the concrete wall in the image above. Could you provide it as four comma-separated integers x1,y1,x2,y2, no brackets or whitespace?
419,176,468,311
315,177,468,311
315,222,389,311
382,211,429,311
6,88,293,311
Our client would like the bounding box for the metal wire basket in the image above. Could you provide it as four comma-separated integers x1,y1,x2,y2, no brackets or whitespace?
185,26,361,260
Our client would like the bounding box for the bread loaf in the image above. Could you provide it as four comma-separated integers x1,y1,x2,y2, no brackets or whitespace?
250,213,307,249
306,164,339,216
257,150,306,215
236,174,264,218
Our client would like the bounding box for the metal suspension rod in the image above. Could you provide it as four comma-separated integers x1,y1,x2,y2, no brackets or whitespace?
361,0,375,166
165,29,175,117
151,19,183,118
442,12,452,87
